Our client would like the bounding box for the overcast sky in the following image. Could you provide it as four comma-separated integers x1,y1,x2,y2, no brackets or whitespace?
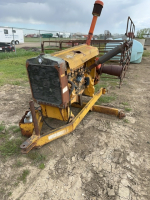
0,0,149,35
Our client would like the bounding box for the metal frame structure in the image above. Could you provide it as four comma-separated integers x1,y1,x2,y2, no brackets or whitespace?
20,88,125,153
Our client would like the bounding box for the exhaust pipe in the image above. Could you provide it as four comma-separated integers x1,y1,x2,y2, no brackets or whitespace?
89,40,133,71
101,65,123,77
86,1,104,45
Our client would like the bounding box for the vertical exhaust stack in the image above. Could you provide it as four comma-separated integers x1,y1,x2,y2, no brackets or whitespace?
86,0,104,46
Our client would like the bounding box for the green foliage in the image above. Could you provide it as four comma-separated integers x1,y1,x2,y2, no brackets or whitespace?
124,119,129,123
137,28,150,39
39,163,45,169
27,151,46,163
94,83,107,93
124,107,132,112
0,48,39,60
96,95,116,104
0,48,57,86
18,169,30,183
0,56,29,86
0,123,5,132
143,50,150,57
14,160,23,167
8,125,21,133
0,138,23,156
121,102,129,106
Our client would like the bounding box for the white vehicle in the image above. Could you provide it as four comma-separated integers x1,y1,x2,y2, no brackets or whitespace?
55,32,71,38
63,32,71,38
0,27,24,44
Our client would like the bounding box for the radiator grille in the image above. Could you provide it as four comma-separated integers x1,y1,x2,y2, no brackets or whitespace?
27,65,62,106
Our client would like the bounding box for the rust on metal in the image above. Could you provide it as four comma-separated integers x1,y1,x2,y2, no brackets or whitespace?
101,65,123,77
118,111,126,119
21,142,37,154
20,134,39,149
19,111,34,137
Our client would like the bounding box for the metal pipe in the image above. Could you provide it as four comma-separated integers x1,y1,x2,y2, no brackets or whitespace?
89,40,133,71
86,0,104,45
101,65,123,77
96,44,123,65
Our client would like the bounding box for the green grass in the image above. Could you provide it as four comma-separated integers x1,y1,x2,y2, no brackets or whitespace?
124,119,129,123
121,102,129,106
100,74,119,82
143,50,150,57
0,56,29,86
0,122,5,132
18,169,30,183
0,138,23,157
96,94,116,105
8,125,21,133
24,37,83,43
0,124,24,157
0,48,56,86
0,48,39,60
14,160,23,167
94,83,107,93
124,107,132,112
39,163,45,169
27,151,46,164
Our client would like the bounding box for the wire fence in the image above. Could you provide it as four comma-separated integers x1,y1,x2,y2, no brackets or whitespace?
0,26,127,53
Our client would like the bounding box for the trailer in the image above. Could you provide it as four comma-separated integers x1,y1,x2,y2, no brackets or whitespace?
0,27,24,44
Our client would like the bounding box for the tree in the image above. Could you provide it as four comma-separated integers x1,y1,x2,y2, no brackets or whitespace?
137,28,150,39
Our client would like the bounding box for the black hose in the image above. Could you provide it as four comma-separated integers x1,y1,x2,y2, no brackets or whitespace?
39,110,55,130
68,80,75,96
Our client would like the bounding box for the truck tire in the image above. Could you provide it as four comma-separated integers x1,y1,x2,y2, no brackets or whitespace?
11,40,15,45
15,40,19,45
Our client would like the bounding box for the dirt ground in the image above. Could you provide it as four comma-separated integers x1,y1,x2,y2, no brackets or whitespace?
15,42,40,48
16,41,60,49
0,53,150,200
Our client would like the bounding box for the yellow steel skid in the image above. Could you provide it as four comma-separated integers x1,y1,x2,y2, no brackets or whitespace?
72,103,120,117
20,88,123,153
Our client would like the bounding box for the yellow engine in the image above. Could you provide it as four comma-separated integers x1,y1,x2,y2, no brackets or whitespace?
26,44,99,122
19,0,134,153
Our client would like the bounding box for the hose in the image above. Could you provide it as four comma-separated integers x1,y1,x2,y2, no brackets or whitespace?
68,80,75,96
67,80,75,123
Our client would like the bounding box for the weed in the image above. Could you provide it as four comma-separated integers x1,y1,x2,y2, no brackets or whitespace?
96,94,116,104
13,127,21,133
101,74,119,82
39,163,45,169
27,151,46,163
14,181,19,187
125,107,132,112
0,138,23,157
7,192,12,197
124,119,129,123
0,123,5,132
18,169,30,183
94,83,107,93
143,50,150,57
8,125,20,133
122,102,129,106
12,81,21,86
14,160,23,167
